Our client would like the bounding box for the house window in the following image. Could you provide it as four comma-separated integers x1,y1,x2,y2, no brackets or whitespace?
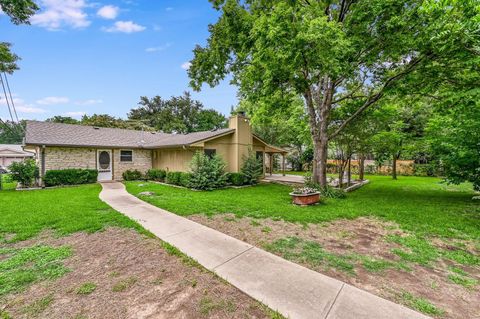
204,149,216,158
120,150,133,162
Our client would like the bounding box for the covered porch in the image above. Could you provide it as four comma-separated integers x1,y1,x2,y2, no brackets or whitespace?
264,145,288,177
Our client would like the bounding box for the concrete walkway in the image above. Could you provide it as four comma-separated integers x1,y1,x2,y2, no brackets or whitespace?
262,173,305,184
99,182,429,319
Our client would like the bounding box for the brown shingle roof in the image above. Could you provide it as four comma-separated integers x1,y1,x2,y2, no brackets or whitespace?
25,121,234,149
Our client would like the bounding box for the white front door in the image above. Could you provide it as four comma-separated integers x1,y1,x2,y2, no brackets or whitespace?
97,150,113,181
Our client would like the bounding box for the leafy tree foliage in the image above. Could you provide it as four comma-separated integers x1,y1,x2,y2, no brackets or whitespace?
128,92,226,134
188,0,478,186
46,116,80,124
0,120,24,144
0,0,39,73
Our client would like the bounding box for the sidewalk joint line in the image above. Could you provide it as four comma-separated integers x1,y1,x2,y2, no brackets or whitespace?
324,283,345,319
213,246,254,270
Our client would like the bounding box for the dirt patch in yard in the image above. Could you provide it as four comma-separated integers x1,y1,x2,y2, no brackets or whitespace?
188,214,480,319
1,228,275,319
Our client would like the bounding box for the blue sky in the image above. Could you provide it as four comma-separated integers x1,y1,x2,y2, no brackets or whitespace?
0,0,238,121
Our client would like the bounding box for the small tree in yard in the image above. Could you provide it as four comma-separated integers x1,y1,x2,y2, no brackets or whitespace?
189,152,227,190
241,151,263,185
8,159,39,188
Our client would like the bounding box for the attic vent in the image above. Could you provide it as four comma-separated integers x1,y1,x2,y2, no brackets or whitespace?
93,126,100,130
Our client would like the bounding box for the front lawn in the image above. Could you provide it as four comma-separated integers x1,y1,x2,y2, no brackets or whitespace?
126,175,480,318
0,184,143,242
126,175,479,240
0,185,279,319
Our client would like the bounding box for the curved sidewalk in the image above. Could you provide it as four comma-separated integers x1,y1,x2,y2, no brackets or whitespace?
99,182,429,319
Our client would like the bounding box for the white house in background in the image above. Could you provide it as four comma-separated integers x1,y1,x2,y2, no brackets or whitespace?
0,144,34,169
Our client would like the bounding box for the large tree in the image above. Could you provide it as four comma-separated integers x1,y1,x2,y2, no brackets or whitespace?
188,0,478,187
0,0,39,73
128,92,226,134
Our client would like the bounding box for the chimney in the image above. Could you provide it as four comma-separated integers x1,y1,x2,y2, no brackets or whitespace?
228,113,253,172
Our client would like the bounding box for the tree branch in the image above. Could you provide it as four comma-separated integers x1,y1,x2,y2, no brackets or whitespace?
330,55,429,139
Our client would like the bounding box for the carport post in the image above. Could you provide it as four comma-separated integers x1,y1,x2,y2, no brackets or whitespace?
282,154,286,176
269,153,273,176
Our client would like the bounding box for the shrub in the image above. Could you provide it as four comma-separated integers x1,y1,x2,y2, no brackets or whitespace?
189,152,227,190
227,172,246,186
44,169,98,187
241,151,263,185
413,163,440,177
179,172,192,187
8,159,39,188
166,171,182,185
122,169,143,181
145,169,166,181
304,172,346,199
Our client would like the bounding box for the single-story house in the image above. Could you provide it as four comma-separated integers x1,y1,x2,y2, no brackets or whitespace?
24,114,287,182
0,144,34,169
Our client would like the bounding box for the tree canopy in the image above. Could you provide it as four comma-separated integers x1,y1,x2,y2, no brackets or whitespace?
188,0,479,186
128,92,226,134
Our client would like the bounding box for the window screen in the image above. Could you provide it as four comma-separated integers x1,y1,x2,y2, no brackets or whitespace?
120,150,133,162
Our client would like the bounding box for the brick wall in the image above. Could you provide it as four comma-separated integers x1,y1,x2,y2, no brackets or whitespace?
113,149,152,180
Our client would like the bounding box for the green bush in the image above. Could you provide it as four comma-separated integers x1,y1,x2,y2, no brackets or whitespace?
189,152,227,190
44,169,98,187
227,172,246,186
122,169,143,181
413,163,440,177
179,172,192,187
241,151,263,185
166,171,182,185
145,169,166,181
8,159,39,188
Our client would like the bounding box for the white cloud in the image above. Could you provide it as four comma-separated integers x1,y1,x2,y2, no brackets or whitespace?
102,20,146,33
36,96,69,105
0,96,48,114
153,24,162,32
75,99,103,105
31,0,91,30
181,61,192,70
97,5,119,19
145,43,171,53
166,7,173,11
16,106,48,114
64,111,86,117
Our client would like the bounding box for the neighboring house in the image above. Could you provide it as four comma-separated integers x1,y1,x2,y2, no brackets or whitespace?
24,113,287,182
0,144,34,170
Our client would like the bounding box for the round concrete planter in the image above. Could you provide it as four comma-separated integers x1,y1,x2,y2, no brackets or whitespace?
289,192,321,206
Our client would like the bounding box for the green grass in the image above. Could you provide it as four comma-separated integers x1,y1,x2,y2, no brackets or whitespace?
22,294,54,317
0,245,71,296
0,174,16,191
125,175,480,241
76,282,97,295
400,292,444,316
0,184,145,242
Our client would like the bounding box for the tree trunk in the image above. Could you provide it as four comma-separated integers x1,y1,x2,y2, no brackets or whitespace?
392,155,398,180
359,154,365,181
313,137,329,188
347,157,352,186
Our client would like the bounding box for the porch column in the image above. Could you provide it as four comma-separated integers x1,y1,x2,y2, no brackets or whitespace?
269,153,273,176
282,153,286,176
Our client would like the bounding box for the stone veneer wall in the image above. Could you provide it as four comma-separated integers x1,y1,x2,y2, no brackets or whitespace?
43,147,153,181
113,149,152,180
44,147,96,172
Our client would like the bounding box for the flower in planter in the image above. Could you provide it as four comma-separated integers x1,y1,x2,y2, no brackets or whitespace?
292,187,318,195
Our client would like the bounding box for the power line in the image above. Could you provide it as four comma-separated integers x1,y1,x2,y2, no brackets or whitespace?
3,72,19,123
0,75,15,123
